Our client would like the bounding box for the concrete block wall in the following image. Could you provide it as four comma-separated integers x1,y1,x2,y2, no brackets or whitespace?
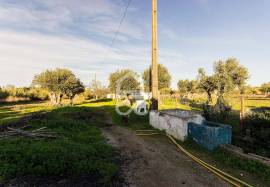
149,109,205,141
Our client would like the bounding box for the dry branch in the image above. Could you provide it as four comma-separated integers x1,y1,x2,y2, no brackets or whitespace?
0,127,59,140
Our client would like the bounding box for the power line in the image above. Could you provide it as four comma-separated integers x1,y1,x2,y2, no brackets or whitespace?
109,0,132,50
93,0,132,85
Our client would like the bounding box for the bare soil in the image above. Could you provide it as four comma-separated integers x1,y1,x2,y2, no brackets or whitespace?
102,126,230,187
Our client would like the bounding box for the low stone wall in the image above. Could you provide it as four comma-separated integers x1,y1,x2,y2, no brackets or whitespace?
149,109,204,141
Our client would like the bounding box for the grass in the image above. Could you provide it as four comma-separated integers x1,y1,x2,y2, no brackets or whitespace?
178,138,270,186
0,101,53,125
0,105,119,186
228,97,270,111
0,98,269,185
81,99,270,186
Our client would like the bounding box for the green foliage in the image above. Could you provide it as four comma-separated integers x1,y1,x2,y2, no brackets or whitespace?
177,79,198,96
33,68,84,105
62,76,85,104
198,58,249,111
89,79,109,99
197,68,217,103
0,88,9,99
202,103,232,123
214,58,249,96
83,88,95,100
1,87,48,101
177,79,189,94
260,82,270,95
108,69,140,93
0,107,118,185
244,108,270,144
143,64,171,92
213,148,270,185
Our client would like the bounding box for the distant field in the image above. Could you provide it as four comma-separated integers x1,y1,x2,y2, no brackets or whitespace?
1,96,269,125
160,96,270,111
228,97,270,111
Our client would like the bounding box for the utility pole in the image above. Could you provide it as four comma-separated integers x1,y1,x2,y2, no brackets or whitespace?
151,0,159,110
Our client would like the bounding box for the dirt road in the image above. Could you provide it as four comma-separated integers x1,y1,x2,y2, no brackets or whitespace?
102,126,230,187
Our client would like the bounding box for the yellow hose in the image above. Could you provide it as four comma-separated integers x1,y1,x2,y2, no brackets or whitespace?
136,133,160,136
167,134,252,187
136,131,253,187
136,129,157,132
172,139,252,187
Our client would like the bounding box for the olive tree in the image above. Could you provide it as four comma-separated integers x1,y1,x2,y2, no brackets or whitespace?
177,79,198,98
198,58,249,109
32,68,84,105
260,82,270,95
197,68,217,103
108,69,140,94
143,64,171,92
214,58,249,106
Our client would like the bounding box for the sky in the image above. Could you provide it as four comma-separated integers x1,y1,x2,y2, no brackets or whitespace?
0,0,269,88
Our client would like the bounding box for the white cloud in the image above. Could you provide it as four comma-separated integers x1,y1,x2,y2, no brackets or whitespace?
0,0,204,88
0,30,152,86
0,29,188,88
0,0,144,41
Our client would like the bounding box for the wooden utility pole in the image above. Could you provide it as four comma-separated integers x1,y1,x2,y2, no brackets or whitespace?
151,0,159,110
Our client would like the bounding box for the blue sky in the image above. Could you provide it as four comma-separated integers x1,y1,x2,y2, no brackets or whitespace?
0,0,269,88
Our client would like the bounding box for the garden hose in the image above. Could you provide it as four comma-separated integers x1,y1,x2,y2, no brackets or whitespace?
135,132,160,136
167,134,252,187
136,130,252,187
135,129,160,136
136,129,157,132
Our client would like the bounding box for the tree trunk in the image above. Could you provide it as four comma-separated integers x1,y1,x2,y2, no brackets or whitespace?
49,92,57,105
207,92,212,104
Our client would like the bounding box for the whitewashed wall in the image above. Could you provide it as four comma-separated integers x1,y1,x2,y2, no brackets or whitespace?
149,110,204,141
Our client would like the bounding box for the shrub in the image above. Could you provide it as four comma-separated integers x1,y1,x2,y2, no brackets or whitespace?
243,107,270,143
203,103,232,123
0,88,9,99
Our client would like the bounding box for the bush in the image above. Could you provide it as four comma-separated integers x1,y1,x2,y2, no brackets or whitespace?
203,103,232,123
83,89,95,100
0,88,9,99
2,87,49,101
243,107,270,143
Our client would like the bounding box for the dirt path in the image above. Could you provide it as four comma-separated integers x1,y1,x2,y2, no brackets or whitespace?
102,126,230,187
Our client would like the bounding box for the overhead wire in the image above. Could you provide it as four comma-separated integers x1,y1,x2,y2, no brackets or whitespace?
94,0,133,83
108,0,132,51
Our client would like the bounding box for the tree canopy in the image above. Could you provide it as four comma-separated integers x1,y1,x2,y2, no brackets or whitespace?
32,68,84,105
90,78,108,99
198,58,249,107
108,69,140,93
197,68,218,103
260,82,270,95
214,58,249,95
177,79,198,96
143,64,171,92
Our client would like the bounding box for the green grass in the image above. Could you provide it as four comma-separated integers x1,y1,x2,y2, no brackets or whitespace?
0,102,53,125
81,99,270,186
227,97,270,111
0,105,119,185
0,98,269,185
177,138,270,186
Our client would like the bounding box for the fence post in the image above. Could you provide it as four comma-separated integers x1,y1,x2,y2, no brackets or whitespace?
240,94,245,133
